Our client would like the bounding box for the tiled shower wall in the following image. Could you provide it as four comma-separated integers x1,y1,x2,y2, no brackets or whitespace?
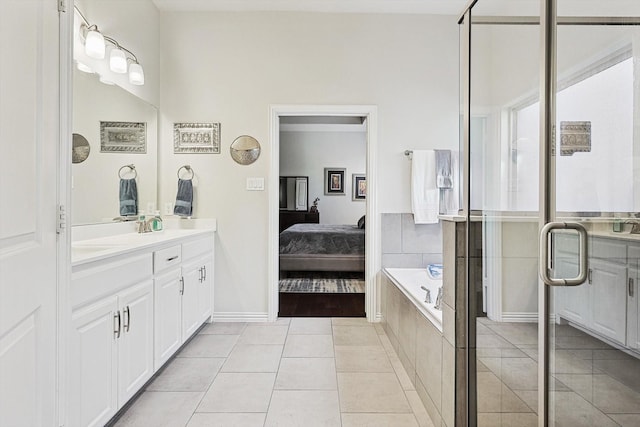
381,213,443,268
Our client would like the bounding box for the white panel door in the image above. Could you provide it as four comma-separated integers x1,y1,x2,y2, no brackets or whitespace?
118,280,154,407
0,1,60,426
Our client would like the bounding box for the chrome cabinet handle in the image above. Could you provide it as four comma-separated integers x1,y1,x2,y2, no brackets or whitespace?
180,277,185,295
539,222,588,286
203,266,207,281
588,268,593,284
167,255,178,262
198,267,203,283
114,311,121,339
630,277,635,297
123,306,130,333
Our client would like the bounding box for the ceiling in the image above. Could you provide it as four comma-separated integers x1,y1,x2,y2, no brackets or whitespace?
151,0,470,15
151,0,640,17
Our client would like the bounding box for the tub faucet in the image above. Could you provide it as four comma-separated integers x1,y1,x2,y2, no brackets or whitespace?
420,286,431,303
434,287,443,311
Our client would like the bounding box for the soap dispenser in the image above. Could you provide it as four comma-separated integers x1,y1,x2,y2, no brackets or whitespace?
152,210,163,231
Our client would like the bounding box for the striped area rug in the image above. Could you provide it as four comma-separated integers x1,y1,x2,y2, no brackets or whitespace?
279,278,365,293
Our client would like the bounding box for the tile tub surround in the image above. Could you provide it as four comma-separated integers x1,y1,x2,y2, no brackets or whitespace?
382,213,443,268
114,317,436,427
384,268,443,333
381,272,454,427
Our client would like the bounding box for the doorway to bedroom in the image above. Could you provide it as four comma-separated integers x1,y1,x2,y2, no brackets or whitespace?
268,105,379,321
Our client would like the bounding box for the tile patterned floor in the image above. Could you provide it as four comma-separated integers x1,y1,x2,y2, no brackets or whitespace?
114,318,436,427
477,318,640,427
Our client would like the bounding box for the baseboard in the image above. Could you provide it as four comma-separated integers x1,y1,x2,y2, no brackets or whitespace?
212,312,269,322
501,312,538,323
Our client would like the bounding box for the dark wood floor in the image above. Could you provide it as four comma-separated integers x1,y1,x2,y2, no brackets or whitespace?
278,292,365,317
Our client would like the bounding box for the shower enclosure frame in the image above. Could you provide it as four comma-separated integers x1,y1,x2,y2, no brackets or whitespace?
457,2,640,426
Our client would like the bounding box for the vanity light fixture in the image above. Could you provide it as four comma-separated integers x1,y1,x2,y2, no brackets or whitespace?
75,6,145,85
84,25,105,59
128,62,145,85
109,46,128,74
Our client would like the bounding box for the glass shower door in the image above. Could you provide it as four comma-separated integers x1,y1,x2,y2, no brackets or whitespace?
546,4,640,426
460,1,640,426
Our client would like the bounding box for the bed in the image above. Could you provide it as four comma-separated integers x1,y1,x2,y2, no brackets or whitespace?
279,223,365,274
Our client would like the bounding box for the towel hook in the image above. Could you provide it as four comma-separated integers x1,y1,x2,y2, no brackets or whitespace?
177,165,194,180
118,164,137,179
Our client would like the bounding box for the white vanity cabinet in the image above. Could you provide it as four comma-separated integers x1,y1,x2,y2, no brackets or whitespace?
153,235,214,368
554,233,638,350
70,228,215,427
69,254,154,427
154,267,184,368
628,267,640,351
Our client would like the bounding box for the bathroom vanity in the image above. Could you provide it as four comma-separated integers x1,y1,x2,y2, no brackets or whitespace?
555,231,640,354
68,225,215,426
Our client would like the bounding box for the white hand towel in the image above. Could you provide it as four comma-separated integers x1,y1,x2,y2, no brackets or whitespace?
442,150,460,215
411,150,439,224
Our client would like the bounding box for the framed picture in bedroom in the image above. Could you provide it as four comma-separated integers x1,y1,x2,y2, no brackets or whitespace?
352,174,366,201
324,168,346,195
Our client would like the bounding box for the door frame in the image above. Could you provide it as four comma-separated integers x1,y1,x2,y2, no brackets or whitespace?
268,105,380,322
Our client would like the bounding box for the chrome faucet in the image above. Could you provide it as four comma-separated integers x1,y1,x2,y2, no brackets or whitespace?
434,287,443,311
420,286,431,303
136,218,153,233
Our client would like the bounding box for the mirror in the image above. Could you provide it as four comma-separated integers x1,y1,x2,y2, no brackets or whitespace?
72,67,158,225
280,176,309,211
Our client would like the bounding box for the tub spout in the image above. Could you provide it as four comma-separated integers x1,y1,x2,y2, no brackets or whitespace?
434,287,443,311
420,286,431,303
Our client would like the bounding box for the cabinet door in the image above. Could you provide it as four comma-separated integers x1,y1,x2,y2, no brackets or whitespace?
154,269,183,368
590,258,627,344
118,280,154,407
69,296,119,427
554,256,591,326
198,258,214,323
628,268,639,350
182,260,203,340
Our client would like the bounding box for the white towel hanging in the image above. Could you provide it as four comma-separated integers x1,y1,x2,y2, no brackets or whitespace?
411,150,439,224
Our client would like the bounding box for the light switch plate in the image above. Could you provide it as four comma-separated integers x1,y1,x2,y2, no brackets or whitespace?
164,202,173,215
246,177,265,191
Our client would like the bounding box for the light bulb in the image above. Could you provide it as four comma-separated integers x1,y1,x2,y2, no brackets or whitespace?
129,62,145,85
85,28,105,59
76,61,93,73
109,48,127,73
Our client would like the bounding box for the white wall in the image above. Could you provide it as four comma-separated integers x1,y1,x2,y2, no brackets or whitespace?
280,130,366,225
157,12,459,316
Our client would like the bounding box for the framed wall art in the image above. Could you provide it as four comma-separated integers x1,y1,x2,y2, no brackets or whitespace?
174,122,221,154
352,174,366,201
100,121,146,153
324,168,346,195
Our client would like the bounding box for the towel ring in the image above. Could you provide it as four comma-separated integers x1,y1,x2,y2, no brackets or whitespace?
177,165,194,180
118,164,137,179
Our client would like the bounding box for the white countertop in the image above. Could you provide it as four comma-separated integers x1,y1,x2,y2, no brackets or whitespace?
72,228,215,267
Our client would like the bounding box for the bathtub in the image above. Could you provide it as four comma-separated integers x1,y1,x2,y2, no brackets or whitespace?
383,268,443,332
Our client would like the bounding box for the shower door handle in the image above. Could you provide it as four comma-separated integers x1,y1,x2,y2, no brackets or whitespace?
539,222,588,286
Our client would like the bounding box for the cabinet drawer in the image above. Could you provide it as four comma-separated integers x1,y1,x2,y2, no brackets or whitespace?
591,238,626,263
71,253,153,309
182,235,213,261
154,245,182,273
628,244,640,262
